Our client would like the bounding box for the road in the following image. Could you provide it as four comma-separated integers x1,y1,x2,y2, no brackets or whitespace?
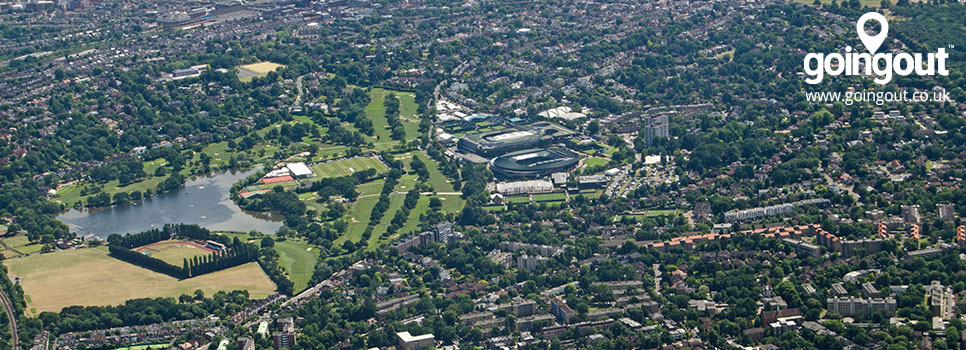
0,288,19,348
290,75,304,111
823,173,859,201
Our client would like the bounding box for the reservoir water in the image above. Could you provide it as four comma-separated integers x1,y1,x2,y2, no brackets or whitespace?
57,169,284,239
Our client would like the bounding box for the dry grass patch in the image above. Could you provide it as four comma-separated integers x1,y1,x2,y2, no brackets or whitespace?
4,247,275,315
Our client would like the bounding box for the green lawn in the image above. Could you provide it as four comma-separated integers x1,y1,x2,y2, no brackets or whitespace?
507,196,531,204
364,189,406,251
397,196,430,237
414,151,455,192
215,232,318,293
622,210,679,220
340,180,386,243
273,239,319,293
364,88,421,150
17,244,44,254
0,235,42,258
438,194,464,213
365,89,394,144
532,192,567,202
584,157,610,168
311,157,388,178
2,235,31,248
396,91,421,139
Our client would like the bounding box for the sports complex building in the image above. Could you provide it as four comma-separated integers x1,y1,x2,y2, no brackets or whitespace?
490,147,580,178
457,121,576,157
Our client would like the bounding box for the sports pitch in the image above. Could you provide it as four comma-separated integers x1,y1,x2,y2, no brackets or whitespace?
133,240,213,265
4,246,275,315
311,157,388,178
237,61,285,82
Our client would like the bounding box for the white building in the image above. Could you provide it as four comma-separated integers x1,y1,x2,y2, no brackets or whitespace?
286,162,314,178
495,180,553,195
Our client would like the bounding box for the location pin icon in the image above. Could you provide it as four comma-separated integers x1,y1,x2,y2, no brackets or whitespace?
856,12,888,53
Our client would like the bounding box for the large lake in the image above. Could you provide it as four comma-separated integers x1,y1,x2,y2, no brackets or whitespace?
57,169,284,239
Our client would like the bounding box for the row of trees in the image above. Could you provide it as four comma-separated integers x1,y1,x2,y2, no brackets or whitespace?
362,169,404,243
107,228,171,249
385,189,421,237
108,245,185,278
182,243,260,277
106,224,252,279
106,224,215,248
257,246,295,295
383,93,407,141
109,241,259,279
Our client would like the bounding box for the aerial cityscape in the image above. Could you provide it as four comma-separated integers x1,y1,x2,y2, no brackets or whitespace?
0,0,965,349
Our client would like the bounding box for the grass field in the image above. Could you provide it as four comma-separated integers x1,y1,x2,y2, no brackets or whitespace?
364,88,421,150
1,235,43,258
397,196,430,237
311,157,388,178
438,194,464,213
341,180,385,244
4,247,275,315
273,239,319,293
584,157,610,168
532,192,567,202
364,189,406,251
214,232,318,293
365,89,395,144
237,62,285,82
134,240,212,266
507,196,531,204
414,151,455,192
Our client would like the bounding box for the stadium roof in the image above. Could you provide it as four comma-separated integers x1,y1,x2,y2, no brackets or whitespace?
490,147,579,177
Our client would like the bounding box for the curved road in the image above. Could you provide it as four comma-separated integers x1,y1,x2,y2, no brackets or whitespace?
0,288,19,348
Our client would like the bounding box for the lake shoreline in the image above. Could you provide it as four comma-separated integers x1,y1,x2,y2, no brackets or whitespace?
57,168,284,240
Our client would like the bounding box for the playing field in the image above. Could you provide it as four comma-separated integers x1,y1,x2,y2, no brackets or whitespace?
584,157,609,168
133,240,213,265
311,157,388,178
273,240,318,293
237,61,285,82
4,247,275,315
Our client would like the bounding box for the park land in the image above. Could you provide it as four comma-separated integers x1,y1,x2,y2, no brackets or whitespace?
5,247,275,315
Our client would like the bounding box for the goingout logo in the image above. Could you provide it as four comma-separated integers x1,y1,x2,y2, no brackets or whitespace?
803,12,949,85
